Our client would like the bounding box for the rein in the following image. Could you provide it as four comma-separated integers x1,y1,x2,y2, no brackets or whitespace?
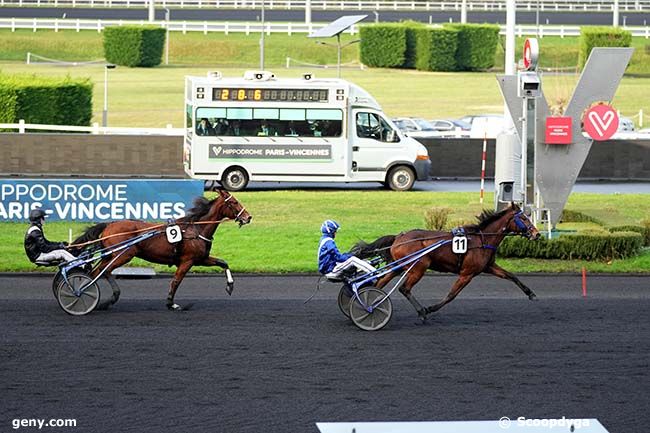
68,217,234,249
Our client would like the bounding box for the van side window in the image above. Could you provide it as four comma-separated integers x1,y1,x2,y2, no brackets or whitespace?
356,112,399,143
195,107,343,138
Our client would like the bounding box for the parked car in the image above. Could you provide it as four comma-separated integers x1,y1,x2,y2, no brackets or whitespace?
459,114,505,139
429,119,471,138
392,117,441,138
617,116,635,132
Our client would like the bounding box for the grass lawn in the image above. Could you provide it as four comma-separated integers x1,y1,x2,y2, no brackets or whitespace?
3,191,649,273
0,31,649,126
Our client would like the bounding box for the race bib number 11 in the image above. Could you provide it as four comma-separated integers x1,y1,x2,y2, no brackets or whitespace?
166,225,182,243
452,236,468,254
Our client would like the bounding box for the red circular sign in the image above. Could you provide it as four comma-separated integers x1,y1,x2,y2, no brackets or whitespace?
583,104,619,141
522,38,538,70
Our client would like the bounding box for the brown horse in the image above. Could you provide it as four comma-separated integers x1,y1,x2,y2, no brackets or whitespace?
352,203,540,320
72,190,252,310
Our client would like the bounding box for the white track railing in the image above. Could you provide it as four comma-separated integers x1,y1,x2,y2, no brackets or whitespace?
0,0,649,12
0,120,184,135
2,18,650,37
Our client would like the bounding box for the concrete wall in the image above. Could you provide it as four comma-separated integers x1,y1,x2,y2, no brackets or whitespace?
1,134,648,180
418,137,650,180
0,134,184,178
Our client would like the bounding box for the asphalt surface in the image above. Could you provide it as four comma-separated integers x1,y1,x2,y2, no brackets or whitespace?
2,7,650,25
1,274,649,432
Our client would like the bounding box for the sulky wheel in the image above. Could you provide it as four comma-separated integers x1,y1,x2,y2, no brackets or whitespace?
337,285,353,319
349,287,393,331
56,270,100,316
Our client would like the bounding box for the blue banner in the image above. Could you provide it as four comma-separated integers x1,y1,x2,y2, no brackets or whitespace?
0,179,204,222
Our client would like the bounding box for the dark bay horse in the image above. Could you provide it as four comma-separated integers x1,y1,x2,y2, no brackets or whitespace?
352,203,540,319
72,190,252,310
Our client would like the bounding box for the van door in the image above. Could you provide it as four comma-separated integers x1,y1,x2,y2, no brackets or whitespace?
350,110,405,179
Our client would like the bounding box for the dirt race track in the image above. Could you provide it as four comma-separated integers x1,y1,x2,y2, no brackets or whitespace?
1,274,648,433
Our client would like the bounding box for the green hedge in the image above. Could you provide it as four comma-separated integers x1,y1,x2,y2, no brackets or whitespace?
609,224,650,246
579,26,632,68
103,26,166,67
403,21,426,69
498,231,643,260
415,27,459,71
359,24,406,68
0,74,92,127
446,23,500,71
559,209,604,225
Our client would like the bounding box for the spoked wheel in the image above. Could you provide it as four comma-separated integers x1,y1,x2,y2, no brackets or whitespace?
56,270,100,316
337,285,353,319
349,287,393,331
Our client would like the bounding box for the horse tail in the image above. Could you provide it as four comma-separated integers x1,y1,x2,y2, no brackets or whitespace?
350,234,396,263
70,222,109,255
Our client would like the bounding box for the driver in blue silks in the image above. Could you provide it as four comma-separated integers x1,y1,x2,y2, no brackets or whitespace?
318,220,375,280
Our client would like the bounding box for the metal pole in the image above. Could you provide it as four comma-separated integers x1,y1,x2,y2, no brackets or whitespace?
148,0,155,22
305,0,311,24
260,0,265,69
337,33,341,79
536,0,540,37
505,0,516,76
613,0,619,26
102,66,108,127
461,0,467,24
165,8,170,65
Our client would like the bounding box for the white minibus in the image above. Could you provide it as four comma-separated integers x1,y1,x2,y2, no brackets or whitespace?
183,71,431,191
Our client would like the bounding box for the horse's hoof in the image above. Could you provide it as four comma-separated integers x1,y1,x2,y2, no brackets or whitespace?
529,293,538,301
167,303,182,311
226,283,234,296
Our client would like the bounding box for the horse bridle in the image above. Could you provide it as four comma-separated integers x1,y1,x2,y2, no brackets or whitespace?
223,193,248,225
511,210,535,238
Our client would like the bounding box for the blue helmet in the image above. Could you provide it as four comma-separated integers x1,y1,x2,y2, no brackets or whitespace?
321,220,340,235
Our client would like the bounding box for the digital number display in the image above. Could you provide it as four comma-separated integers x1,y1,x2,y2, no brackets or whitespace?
212,88,329,103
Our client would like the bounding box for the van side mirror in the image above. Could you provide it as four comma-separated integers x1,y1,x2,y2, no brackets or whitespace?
386,130,398,142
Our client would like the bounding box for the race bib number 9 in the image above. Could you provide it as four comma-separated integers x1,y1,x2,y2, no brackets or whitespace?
452,236,468,254
166,225,182,244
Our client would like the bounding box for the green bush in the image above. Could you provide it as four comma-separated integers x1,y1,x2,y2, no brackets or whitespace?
415,27,459,71
499,231,643,260
103,25,166,67
445,23,500,71
610,224,650,246
424,207,452,231
402,21,426,69
578,26,632,68
559,209,604,225
0,74,92,127
359,24,406,68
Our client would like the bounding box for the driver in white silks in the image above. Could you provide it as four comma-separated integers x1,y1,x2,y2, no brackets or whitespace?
317,220,376,280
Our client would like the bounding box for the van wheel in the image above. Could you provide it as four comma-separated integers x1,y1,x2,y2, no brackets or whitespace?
386,166,415,191
221,167,249,191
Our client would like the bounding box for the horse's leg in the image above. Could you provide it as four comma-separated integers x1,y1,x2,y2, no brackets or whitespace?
399,263,429,319
426,273,474,314
375,271,397,289
167,260,194,311
485,263,537,300
197,256,234,295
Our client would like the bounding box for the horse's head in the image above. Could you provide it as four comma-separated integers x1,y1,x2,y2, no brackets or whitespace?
506,204,540,240
217,190,252,227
